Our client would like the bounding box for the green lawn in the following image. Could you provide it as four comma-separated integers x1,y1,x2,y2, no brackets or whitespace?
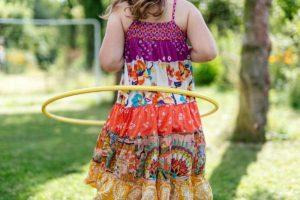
0,86,299,200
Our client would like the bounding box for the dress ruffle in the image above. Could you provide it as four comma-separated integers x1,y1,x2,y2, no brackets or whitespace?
84,167,213,200
84,101,212,199
105,101,202,137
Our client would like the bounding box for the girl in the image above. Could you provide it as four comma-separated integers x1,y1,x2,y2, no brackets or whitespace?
84,0,217,199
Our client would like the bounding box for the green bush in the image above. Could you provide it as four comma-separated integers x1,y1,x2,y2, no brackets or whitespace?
289,72,300,109
192,58,223,86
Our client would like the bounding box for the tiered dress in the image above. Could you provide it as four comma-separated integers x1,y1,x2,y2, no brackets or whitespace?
84,0,213,199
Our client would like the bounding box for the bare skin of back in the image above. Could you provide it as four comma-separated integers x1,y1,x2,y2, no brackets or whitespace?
100,0,218,72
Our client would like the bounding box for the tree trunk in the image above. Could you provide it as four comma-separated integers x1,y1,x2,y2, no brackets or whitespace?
67,0,77,49
233,0,272,143
80,0,104,69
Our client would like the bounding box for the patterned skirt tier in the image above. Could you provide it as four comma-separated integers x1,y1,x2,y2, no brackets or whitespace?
84,101,213,199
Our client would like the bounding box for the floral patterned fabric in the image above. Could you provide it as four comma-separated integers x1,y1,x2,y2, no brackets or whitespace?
86,122,206,182
85,119,212,200
116,59,196,107
84,0,213,198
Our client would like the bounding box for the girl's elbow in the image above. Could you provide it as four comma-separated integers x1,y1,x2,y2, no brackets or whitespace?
205,49,218,61
100,57,123,73
203,43,218,59
200,47,218,62
192,50,218,62
99,50,119,72
191,43,218,62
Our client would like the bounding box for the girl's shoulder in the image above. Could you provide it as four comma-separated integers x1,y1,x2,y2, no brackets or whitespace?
174,0,198,32
110,1,134,32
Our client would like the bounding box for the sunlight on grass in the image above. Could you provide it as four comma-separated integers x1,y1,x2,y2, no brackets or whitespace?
28,165,95,200
205,139,300,200
268,104,300,140
235,141,300,200
0,92,114,115
196,85,239,144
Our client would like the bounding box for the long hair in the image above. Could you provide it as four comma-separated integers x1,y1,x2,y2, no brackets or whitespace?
100,0,166,20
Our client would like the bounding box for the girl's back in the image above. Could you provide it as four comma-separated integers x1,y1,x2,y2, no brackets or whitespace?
85,0,217,199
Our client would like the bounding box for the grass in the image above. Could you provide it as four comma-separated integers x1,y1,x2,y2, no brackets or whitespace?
0,102,113,200
199,85,300,200
0,85,300,200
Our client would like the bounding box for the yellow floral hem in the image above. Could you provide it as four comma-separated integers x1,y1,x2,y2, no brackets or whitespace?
84,162,213,200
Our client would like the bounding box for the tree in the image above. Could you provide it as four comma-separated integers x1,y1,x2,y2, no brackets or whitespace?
79,0,104,69
276,0,300,21
204,0,242,34
65,0,78,49
233,0,272,142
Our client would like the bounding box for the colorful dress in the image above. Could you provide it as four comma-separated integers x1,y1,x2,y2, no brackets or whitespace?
84,0,213,199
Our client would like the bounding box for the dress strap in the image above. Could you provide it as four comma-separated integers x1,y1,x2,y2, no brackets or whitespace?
171,0,177,21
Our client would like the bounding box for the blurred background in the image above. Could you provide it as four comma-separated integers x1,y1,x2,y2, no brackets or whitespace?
0,0,299,199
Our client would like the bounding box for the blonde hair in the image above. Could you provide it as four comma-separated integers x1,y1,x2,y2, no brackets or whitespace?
100,0,166,20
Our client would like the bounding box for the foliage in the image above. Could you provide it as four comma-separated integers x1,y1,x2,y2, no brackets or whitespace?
35,28,62,71
289,72,300,109
0,1,32,18
0,0,95,73
78,0,104,68
201,0,243,34
265,0,300,111
33,0,64,19
192,57,223,86
269,4,299,110
213,28,241,89
276,0,300,21
0,1,33,49
0,0,299,98
269,47,298,89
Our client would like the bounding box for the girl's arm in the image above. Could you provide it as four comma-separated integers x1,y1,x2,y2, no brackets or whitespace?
99,6,125,72
186,2,218,62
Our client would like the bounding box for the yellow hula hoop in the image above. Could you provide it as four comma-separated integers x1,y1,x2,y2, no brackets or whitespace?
41,85,219,126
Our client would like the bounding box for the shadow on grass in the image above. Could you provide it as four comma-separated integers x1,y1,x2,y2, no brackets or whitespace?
0,102,112,200
209,142,263,200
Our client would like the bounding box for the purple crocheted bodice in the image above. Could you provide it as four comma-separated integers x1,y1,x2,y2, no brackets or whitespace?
124,0,190,62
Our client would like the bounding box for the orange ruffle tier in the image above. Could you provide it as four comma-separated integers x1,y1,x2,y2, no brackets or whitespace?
105,100,202,137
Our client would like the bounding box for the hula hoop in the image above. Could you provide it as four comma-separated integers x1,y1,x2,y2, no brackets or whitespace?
41,85,219,126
